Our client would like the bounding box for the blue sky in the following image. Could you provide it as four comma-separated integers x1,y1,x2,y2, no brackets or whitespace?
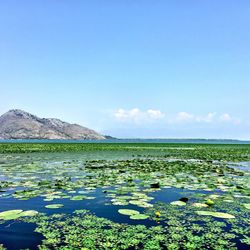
0,1,250,139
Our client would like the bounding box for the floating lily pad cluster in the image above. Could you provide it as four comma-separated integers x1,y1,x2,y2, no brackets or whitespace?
45,204,64,209
107,190,154,208
21,208,249,250
118,209,149,220
0,143,249,249
0,209,38,220
195,210,235,219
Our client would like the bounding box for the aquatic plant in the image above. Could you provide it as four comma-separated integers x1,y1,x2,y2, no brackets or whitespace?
0,209,38,220
0,143,249,249
118,209,139,216
45,204,64,209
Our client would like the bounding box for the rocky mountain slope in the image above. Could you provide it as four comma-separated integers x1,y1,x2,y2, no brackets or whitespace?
0,109,106,140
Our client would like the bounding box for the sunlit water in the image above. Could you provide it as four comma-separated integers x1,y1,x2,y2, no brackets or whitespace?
0,151,249,250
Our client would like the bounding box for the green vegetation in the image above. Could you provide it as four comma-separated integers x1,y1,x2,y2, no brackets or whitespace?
22,207,249,250
0,143,249,249
45,204,64,209
0,209,38,220
0,142,250,161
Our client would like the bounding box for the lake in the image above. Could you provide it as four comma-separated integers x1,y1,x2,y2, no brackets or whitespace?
0,143,249,249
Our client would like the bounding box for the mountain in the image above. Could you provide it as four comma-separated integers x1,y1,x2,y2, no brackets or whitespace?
0,109,106,140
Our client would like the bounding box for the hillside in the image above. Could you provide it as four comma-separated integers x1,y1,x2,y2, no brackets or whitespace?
0,109,106,140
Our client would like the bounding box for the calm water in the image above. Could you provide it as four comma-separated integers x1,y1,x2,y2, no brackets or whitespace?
0,186,195,250
1,139,250,144
0,151,249,250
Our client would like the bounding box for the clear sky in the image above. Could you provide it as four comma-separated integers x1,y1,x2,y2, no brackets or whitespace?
0,1,250,139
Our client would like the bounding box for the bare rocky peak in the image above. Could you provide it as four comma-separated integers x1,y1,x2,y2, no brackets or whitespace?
0,109,106,140
45,118,67,128
2,109,39,120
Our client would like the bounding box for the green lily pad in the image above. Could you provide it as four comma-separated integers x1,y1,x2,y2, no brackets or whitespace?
170,201,186,206
118,209,140,216
192,203,208,208
70,195,87,201
138,202,153,208
205,199,215,206
224,199,234,203
45,204,64,209
0,210,23,220
243,203,250,209
0,209,38,220
0,214,22,220
129,200,153,208
78,191,88,194
130,214,149,220
0,210,23,218
196,211,235,219
20,210,39,217
129,200,142,205
112,200,129,206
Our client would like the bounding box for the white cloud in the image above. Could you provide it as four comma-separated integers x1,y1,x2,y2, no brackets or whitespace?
113,108,241,125
147,109,165,119
114,108,141,122
219,113,241,124
219,113,232,122
114,108,165,123
169,112,216,124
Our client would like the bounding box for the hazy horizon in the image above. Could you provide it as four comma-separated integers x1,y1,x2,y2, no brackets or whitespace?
1,1,250,140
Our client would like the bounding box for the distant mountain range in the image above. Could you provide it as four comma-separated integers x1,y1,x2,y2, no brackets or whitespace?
0,109,106,140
